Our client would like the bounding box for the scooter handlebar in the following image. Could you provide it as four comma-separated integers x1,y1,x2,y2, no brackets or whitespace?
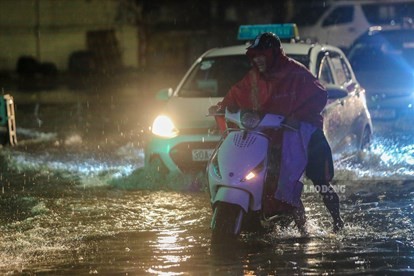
206,105,225,117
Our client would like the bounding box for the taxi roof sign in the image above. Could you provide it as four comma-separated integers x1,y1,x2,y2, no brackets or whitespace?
237,24,299,40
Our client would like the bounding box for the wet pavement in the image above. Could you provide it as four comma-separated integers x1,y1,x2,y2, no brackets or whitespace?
0,84,414,274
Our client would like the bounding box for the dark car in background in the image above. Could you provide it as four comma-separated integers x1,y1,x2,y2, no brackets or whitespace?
347,21,414,130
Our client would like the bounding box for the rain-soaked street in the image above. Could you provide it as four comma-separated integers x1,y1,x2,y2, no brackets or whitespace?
1,87,414,275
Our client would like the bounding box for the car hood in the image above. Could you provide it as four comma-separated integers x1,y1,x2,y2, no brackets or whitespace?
165,97,223,129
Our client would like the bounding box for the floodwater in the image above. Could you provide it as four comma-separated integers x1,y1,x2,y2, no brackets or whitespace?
1,92,414,275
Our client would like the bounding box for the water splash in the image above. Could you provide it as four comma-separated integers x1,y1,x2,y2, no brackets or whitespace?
108,165,207,192
0,131,145,189
335,133,414,180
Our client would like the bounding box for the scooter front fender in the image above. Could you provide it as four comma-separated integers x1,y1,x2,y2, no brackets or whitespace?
212,187,250,213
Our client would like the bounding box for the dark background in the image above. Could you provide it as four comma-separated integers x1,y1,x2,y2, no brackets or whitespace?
0,0,328,98
133,0,326,69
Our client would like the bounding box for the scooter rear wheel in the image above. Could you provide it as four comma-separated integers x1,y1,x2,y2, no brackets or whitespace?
211,202,244,243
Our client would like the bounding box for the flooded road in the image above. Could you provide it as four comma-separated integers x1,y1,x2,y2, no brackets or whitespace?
1,96,414,274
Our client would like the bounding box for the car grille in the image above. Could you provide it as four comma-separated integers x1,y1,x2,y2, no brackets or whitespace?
170,141,218,173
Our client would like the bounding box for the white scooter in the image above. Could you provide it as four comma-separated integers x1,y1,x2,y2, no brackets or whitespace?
207,108,305,241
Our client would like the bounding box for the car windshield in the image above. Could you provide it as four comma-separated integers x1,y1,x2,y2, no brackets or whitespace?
178,55,251,97
362,3,414,25
291,2,330,26
348,30,414,89
178,53,310,98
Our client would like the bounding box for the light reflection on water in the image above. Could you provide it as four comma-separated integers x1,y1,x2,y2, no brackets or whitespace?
0,190,212,274
0,129,414,274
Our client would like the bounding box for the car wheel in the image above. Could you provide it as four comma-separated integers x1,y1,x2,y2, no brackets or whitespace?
360,126,371,150
0,128,9,146
148,156,169,177
357,126,371,162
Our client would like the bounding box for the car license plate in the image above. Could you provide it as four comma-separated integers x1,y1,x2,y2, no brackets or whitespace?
370,109,396,119
192,149,214,161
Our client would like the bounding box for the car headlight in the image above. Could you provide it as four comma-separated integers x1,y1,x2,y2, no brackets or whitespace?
151,115,179,138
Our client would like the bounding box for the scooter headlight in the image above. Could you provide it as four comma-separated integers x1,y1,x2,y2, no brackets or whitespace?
241,112,261,129
151,115,179,138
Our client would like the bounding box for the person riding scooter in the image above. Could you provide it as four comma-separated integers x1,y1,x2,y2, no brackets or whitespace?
213,32,344,232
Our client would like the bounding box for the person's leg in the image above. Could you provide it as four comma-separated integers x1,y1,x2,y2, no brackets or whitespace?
292,199,307,235
315,181,343,232
306,129,344,232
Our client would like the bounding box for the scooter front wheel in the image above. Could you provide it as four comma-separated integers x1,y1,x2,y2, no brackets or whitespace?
211,202,244,243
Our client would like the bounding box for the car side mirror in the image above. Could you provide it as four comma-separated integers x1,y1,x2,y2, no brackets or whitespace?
156,88,173,101
326,85,348,99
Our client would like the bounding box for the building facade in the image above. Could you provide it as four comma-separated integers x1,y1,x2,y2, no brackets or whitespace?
0,0,138,72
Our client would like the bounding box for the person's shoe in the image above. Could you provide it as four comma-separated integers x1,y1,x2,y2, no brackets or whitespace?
333,217,344,233
296,221,308,236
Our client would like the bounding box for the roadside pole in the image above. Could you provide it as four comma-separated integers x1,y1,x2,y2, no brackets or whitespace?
0,94,17,146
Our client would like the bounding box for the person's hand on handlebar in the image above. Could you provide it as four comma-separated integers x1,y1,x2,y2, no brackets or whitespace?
208,105,220,115
281,117,300,131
